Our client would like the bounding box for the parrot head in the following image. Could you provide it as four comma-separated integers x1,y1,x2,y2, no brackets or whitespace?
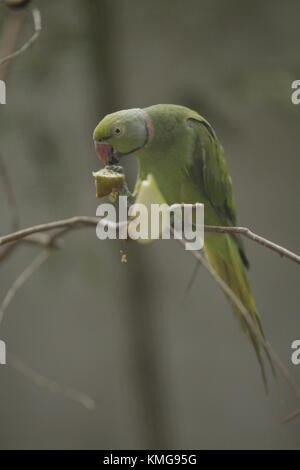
93,108,152,164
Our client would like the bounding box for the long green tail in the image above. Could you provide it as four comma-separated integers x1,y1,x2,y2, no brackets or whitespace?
204,232,273,390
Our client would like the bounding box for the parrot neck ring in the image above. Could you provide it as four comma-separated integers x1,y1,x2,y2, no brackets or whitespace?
94,110,153,165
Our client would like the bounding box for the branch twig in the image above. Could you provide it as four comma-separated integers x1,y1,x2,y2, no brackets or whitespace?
283,407,300,423
0,215,299,266
0,3,94,414
0,250,50,327
0,5,25,80
0,235,96,411
0,227,69,327
0,234,64,261
0,7,41,67
0,212,299,418
204,225,300,265
0,216,100,246
177,236,300,420
7,351,96,411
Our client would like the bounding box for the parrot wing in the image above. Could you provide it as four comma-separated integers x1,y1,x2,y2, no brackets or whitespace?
187,116,249,268
186,116,274,389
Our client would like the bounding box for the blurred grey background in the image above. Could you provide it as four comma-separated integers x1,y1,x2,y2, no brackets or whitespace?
0,0,299,449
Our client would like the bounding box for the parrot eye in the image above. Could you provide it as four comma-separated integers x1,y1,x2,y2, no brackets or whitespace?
114,126,123,137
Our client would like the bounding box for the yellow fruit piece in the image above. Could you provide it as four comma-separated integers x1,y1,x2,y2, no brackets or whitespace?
93,167,125,198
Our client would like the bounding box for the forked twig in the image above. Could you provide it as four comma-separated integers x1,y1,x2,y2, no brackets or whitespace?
0,250,49,327
0,7,41,67
0,240,97,411
0,215,299,265
7,351,96,411
0,208,299,418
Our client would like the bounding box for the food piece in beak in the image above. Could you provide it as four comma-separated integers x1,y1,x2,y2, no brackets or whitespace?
93,166,125,198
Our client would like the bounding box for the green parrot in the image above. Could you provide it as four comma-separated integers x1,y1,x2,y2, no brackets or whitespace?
93,104,271,386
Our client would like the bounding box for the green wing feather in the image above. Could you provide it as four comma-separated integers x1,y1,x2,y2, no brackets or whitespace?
186,115,273,389
187,116,249,268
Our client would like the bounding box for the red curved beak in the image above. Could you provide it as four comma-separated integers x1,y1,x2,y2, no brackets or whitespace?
94,142,113,163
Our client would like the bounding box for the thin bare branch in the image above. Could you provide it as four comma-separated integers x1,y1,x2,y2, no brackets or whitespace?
7,351,96,411
0,215,299,266
0,7,41,67
178,239,263,343
283,407,300,423
204,225,300,265
0,225,69,326
0,216,99,246
0,227,96,411
0,210,298,417
0,6,25,80
265,343,300,401
0,233,63,263
21,232,64,248
0,250,50,327
182,261,200,305
176,236,300,407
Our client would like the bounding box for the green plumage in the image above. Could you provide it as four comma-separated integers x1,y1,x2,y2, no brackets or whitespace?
94,104,271,388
